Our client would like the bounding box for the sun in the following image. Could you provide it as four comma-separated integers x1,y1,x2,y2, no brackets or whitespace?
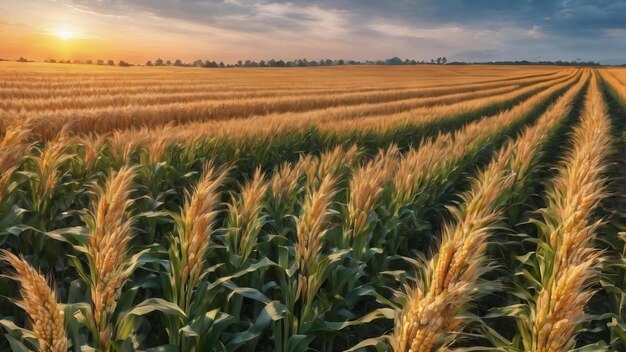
54,28,78,41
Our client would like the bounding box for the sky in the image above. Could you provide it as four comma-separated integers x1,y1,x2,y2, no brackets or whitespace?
0,0,625,64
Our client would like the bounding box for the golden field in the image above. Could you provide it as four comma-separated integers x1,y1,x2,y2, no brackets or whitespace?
1,62,626,351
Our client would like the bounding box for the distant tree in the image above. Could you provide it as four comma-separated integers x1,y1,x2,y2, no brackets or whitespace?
442,57,447,64
192,59,203,67
430,59,435,64
85,59,93,64
337,59,344,65
73,60,81,64
107,60,115,65
97,59,104,65
174,59,183,66
325,59,333,65
259,60,266,67
386,57,403,65
166,60,172,65
45,59,56,63
219,61,225,68
119,60,131,67
146,60,153,66
155,58,164,66
237,60,243,67
17,57,27,62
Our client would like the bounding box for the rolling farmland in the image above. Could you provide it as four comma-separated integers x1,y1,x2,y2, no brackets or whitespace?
1,62,626,352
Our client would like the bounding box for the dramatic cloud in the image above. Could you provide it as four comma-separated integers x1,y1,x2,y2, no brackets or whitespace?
0,0,624,63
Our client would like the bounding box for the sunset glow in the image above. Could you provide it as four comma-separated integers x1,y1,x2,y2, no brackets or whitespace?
0,1,624,64
53,28,78,41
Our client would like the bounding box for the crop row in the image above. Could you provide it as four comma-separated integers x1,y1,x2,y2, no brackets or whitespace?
0,68,599,351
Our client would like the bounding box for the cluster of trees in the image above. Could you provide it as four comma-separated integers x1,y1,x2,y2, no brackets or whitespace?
143,56,449,68
43,59,134,66
368,57,447,65
12,56,606,67
20,56,448,68
485,60,600,66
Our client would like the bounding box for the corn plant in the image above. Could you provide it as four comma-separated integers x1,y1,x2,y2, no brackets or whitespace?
489,75,611,351
0,250,68,352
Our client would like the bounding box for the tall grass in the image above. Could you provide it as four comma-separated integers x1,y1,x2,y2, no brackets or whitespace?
81,166,137,349
1,250,68,352
225,168,269,264
3,64,622,351
392,71,587,351
344,144,399,257
510,75,611,351
165,161,229,348
295,175,337,307
0,123,31,197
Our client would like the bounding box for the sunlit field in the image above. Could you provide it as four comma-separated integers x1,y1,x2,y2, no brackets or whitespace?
2,62,626,351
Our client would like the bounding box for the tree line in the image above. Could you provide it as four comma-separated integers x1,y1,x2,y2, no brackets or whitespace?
7,56,604,67
43,59,132,66
35,56,449,67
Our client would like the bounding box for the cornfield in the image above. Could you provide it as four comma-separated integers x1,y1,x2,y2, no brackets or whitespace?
1,62,626,352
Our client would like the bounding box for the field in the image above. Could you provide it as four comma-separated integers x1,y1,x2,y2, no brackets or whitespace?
1,62,626,351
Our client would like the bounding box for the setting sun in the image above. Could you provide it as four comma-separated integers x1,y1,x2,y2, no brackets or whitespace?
53,28,78,41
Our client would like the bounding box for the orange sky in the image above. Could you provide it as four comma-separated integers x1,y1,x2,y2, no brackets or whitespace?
0,27,222,63
0,0,383,64
0,1,242,63
0,0,503,64
1,0,624,64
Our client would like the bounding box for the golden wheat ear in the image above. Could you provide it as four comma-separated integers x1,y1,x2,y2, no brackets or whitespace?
528,75,611,352
86,165,137,347
1,250,68,352
176,161,229,306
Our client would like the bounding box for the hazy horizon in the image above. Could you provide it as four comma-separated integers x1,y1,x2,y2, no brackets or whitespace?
1,0,625,65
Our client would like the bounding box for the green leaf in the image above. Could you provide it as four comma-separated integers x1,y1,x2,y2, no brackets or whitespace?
45,226,89,244
0,319,37,340
5,334,32,352
344,336,390,352
145,345,179,352
286,335,315,352
310,308,395,333
225,301,286,349
224,282,271,304
206,257,277,291
127,298,186,319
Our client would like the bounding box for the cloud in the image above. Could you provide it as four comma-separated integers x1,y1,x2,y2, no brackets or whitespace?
527,25,543,38
605,28,626,38
1,0,624,62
